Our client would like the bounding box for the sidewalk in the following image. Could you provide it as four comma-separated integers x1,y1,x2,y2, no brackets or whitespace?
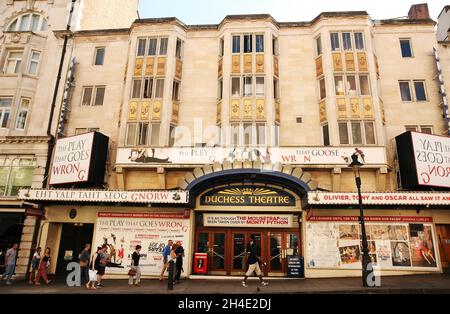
1,274,450,294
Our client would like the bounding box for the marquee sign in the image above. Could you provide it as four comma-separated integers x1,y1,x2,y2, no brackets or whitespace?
116,146,386,166
203,213,295,228
396,132,450,189
200,186,296,206
18,189,189,204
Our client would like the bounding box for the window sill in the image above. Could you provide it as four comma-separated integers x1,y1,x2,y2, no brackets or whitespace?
22,74,39,79
0,73,19,77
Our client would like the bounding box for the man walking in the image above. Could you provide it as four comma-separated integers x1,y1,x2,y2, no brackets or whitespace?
242,236,268,287
1,243,19,285
174,241,185,282
159,239,173,281
128,245,142,287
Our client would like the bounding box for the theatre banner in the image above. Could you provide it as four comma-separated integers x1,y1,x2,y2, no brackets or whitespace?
203,213,295,228
116,146,386,166
93,212,190,276
306,216,440,271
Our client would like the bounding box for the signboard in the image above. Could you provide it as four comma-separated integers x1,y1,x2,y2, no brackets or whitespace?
18,189,189,204
50,132,109,186
306,216,440,271
396,132,450,189
203,213,294,228
307,192,450,206
24,207,45,217
93,212,190,277
116,146,386,166
200,186,296,207
287,256,304,278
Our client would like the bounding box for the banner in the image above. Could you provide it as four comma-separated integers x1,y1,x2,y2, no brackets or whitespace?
306,217,439,271
203,213,294,228
93,212,190,276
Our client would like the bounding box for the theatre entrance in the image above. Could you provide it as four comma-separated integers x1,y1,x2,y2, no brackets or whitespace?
194,228,301,276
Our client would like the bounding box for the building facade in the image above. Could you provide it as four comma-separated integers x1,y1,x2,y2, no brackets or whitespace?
5,2,450,279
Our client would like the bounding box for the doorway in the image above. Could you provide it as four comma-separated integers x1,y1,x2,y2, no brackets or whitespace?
56,223,94,275
194,229,301,276
436,224,450,271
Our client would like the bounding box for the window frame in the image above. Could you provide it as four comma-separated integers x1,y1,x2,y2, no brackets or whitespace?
0,98,13,129
243,34,253,54
342,32,352,51
399,81,412,102
94,47,106,66
231,77,241,98
400,38,413,58
81,86,105,106
93,86,106,106
315,35,322,56
255,34,264,53
339,120,377,145
7,13,47,32
413,80,427,102
330,32,340,51
175,38,184,59
27,50,41,75
4,50,23,74
14,98,30,130
354,32,365,50
232,35,241,54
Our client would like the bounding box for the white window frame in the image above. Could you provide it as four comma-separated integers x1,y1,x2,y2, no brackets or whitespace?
14,98,30,130
27,50,41,75
315,35,322,56
400,38,413,58
7,13,47,32
4,50,23,74
339,120,377,145
81,86,105,106
413,80,428,102
0,98,13,129
399,81,413,102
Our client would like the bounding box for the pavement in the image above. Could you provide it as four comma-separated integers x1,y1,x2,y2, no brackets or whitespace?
1,274,450,294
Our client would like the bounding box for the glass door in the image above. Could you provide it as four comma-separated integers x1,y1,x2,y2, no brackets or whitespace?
268,232,283,273
211,232,226,274
231,233,246,275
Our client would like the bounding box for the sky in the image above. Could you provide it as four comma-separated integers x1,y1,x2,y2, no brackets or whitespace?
138,0,448,24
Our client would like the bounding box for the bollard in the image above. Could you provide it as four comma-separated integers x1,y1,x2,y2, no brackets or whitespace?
167,260,174,290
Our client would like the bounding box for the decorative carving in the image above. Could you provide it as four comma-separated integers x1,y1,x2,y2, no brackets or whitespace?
256,54,264,73
156,57,166,76
140,101,150,120
332,53,343,72
128,101,138,120
243,99,252,120
362,97,374,118
232,55,240,74
256,99,265,120
319,100,327,123
315,56,323,77
275,100,280,123
230,99,240,120
244,55,252,73
357,52,367,72
152,101,162,121
337,97,347,118
171,101,179,124
216,101,222,125
274,56,279,77
175,59,183,80
345,52,355,71
145,57,154,76
134,58,143,76
350,97,360,118
218,58,223,78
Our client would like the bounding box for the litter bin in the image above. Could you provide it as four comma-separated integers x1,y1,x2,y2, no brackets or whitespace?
193,253,208,274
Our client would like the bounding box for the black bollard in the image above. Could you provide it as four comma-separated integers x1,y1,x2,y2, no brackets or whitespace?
167,260,174,290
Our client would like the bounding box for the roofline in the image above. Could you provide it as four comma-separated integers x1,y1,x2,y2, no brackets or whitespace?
438,5,450,19
375,18,436,26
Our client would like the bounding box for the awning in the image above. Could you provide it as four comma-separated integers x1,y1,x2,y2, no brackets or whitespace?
18,189,189,204
307,191,450,206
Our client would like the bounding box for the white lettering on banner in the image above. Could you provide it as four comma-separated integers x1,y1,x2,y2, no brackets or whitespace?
308,192,450,206
116,147,386,165
203,214,294,228
50,133,94,184
412,133,450,188
18,189,189,204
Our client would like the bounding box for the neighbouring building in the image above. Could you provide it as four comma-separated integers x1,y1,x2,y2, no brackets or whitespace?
8,2,450,280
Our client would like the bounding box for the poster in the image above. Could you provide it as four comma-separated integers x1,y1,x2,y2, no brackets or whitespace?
306,217,439,271
94,212,190,276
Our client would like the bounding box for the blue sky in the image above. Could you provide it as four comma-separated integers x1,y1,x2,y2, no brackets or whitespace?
138,0,448,24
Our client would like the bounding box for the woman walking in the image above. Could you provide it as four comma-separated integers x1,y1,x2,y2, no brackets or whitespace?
35,247,51,285
93,245,108,288
28,247,41,284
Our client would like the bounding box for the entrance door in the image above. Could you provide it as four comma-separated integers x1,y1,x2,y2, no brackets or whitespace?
267,231,301,276
211,232,227,274
56,224,94,275
436,225,450,269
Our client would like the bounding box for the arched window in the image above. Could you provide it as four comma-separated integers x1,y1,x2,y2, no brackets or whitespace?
7,13,48,32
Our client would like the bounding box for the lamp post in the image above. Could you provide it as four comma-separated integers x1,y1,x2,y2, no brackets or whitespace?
349,152,373,287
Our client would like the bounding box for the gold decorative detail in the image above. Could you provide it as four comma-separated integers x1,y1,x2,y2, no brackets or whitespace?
244,55,252,73
230,99,240,120
274,56,279,77
156,57,166,76
333,53,343,72
357,52,367,72
350,97,360,118
275,100,280,123
128,101,138,120
134,58,143,76
145,57,154,76
218,187,277,196
171,101,179,124
140,101,150,120
315,56,323,77
362,97,374,118
216,101,222,125
337,97,347,118
152,101,162,121
256,99,265,120
232,55,240,73
256,54,264,73
243,99,253,119
319,100,327,123
345,52,355,72
218,58,223,78
175,59,183,80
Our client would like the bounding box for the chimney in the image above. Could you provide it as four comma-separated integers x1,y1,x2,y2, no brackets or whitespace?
408,3,430,19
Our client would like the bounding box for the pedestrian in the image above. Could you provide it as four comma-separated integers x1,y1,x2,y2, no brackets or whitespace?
128,245,142,287
159,239,173,281
174,240,184,282
28,247,41,284
242,236,268,287
86,248,99,290
79,243,91,286
169,242,178,283
35,247,51,285
1,243,19,285
94,244,108,288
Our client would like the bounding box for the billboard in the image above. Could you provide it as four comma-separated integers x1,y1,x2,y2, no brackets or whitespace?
50,132,109,186
396,131,450,189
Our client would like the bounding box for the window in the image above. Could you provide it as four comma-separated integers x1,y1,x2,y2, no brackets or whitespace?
81,86,105,106
244,34,253,53
274,78,280,99
256,35,264,53
232,35,241,53
155,79,164,98
351,122,363,144
405,125,433,134
339,122,349,144
15,98,29,130
231,124,239,145
126,123,138,146
126,123,159,146
176,39,183,59
342,32,352,51
138,123,149,145
217,79,223,100
354,32,364,50
148,38,157,55
27,50,41,75
232,77,240,97
173,81,181,101
316,36,322,56
330,33,340,51
243,76,252,97
137,38,147,56
256,77,264,96
346,75,357,96
400,39,412,58
131,79,142,99
414,80,427,101
405,125,418,132
0,157,35,197
364,122,376,144
399,81,412,101
159,38,168,55
219,38,224,57
94,47,105,65
7,14,47,32
150,123,160,146
4,51,23,74
274,124,279,147
0,98,12,129
272,36,279,55
256,123,266,145
75,128,99,135
420,126,433,134
319,78,326,100
335,75,344,95
143,78,153,99
169,125,176,147
359,75,370,95
244,123,253,146
322,124,330,146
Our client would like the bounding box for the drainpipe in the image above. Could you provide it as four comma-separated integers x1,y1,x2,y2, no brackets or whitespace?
25,0,77,279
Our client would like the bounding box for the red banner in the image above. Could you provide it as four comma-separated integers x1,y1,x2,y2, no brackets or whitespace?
97,212,187,219
307,216,433,223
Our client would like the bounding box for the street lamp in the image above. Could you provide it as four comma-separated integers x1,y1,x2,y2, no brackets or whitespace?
349,151,373,287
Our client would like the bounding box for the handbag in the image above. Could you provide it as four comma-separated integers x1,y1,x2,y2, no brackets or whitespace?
128,267,137,276
88,269,97,281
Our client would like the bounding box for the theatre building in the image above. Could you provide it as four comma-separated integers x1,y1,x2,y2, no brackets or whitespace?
17,2,450,279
